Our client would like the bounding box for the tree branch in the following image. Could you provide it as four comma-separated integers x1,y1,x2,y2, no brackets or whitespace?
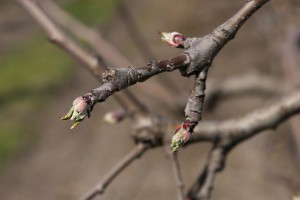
281,24,300,162
82,55,190,107
166,147,185,200
185,67,209,127
39,0,131,66
116,0,156,60
185,89,300,199
39,0,177,107
166,89,300,199
18,1,284,199
64,0,270,128
186,147,225,200
212,0,270,45
39,0,147,114
79,143,149,200
206,73,282,110
188,89,300,147
17,0,149,114
16,0,102,78
115,0,181,94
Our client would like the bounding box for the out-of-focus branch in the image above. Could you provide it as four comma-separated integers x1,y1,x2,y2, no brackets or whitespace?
17,0,149,114
115,0,181,94
186,147,225,200
281,25,300,162
185,89,300,199
206,73,282,110
166,148,185,200
39,0,177,106
38,0,148,114
188,89,300,146
174,74,282,112
282,26,300,88
16,0,102,79
116,0,155,60
257,0,300,164
39,0,130,66
80,143,149,200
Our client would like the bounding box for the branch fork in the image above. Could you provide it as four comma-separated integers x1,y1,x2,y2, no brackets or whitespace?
17,1,286,200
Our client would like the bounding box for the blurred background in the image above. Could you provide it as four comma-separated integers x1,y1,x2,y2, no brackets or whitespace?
0,0,300,199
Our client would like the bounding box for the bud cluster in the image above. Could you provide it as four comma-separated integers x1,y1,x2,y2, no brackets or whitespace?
171,121,194,152
61,95,93,129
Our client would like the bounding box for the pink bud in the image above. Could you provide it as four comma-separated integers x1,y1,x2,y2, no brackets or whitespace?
103,110,127,124
171,121,193,151
74,99,89,113
182,131,191,143
73,96,83,106
62,95,94,129
159,31,185,48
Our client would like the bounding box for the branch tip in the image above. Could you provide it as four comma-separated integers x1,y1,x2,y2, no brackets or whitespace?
159,31,186,49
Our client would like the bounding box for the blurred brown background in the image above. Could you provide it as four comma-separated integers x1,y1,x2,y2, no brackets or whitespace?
0,0,299,200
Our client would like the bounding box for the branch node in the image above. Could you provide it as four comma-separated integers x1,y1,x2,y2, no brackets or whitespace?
102,68,117,82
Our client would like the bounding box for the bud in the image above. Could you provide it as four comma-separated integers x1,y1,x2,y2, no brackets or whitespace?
103,110,127,124
159,31,185,48
61,95,93,129
171,121,192,152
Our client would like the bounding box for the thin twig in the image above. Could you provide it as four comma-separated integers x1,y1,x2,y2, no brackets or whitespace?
116,0,155,60
39,0,177,107
115,0,181,94
39,0,130,66
17,0,148,114
80,143,149,200
166,147,185,200
186,147,225,200
37,0,148,114
16,0,102,79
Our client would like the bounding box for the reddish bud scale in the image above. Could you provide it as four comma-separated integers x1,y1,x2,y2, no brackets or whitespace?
175,121,196,133
173,34,185,48
82,95,92,105
160,31,186,48
171,121,197,151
